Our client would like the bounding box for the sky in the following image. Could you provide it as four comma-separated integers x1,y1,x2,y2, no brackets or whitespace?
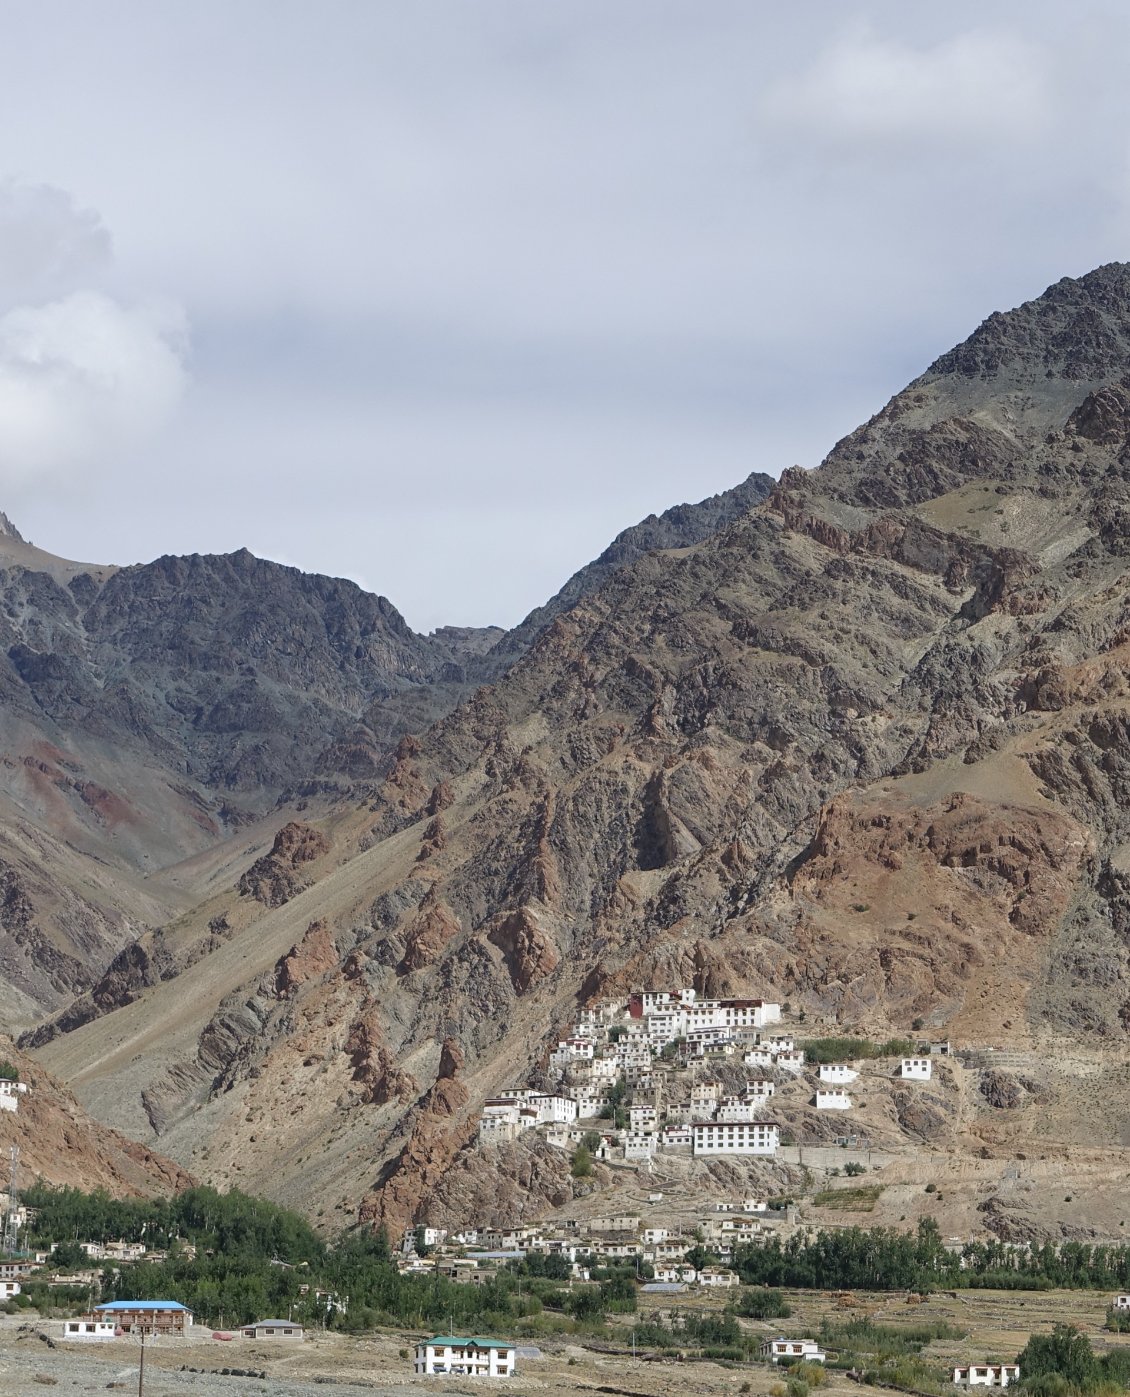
0,3,1128,631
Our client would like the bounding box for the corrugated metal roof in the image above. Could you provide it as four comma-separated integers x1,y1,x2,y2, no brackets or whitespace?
95,1300,190,1312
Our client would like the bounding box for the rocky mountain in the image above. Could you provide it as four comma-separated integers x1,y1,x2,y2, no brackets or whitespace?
20,262,1130,1242
0,472,777,1027
0,1037,193,1198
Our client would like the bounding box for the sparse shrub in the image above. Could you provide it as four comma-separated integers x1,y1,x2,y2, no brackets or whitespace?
571,1146,593,1179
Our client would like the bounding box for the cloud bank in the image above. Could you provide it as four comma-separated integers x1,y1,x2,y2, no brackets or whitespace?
0,292,188,483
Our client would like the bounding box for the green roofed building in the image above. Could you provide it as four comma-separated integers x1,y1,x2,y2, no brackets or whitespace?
414,1335,516,1376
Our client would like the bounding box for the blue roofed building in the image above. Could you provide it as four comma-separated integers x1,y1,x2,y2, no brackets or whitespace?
91,1300,193,1334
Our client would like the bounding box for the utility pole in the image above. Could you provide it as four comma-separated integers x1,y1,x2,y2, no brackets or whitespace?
137,1327,145,1397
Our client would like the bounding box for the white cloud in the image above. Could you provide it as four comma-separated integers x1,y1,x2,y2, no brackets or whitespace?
761,28,1048,150
0,181,112,304
0,291,188,484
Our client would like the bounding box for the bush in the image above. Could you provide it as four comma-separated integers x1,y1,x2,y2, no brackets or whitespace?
843,1162,866,1177
737,1287,792,1319
571,1146,593,1178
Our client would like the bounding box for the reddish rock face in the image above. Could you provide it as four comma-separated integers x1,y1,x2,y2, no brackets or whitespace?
487,909,560,994
399,901,461,973
273,920,338,999
238,822,330,908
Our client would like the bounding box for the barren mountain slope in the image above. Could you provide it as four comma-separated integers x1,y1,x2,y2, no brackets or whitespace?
0,478,773,1025
0,1037,193,1198
33,264,1130,1239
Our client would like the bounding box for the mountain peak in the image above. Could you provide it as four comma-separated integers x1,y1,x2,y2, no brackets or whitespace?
927,260,1130,386
0,509,25,543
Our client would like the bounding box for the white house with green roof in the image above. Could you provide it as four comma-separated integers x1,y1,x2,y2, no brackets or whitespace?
414,1335,516,1376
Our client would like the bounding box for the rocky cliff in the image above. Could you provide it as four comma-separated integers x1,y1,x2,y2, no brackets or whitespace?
22,263,1130,1240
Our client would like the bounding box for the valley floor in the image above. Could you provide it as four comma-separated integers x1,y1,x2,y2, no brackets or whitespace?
3,1285,1128,1397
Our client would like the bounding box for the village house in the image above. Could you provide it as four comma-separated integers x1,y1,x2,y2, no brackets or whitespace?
814,1088,851,1110
0,1079,28,1113
401,1225,447,1253
654,1263,696,1284
642,1227,668,1245
717,1096,757,1122
242,1318,305,1340
744,1048,774,1069
0,1281,20,1301
952,1364,1021,1387
586,1215,639,1234
81,1240,148,1263
746,1078,775,1100
624,1132,658,1160
698,1267,740,1288
692,1121,780,1156
899,1058,933,1080
818,1063,858,1084
60,1319,117,1341
761,1338,826,1364
659,1123,693,1148
0,1260,36,1279
415,1336,517,1377
1114,1294,1130,1310
775,1050,806,1072
530,1093,578,1125
91,1300,193,1335
629,1104,658,1132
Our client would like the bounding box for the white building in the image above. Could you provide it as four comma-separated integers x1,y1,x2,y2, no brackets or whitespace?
0,1079,27,1113
899,1058,933,1081
659,1123,692,1148
717,1097,757,1122
639,989,696,1013
814,1089,851,1110
401,1225,447,1253
698,1267,740,1288
746,1078,775,1101
775,1050,806,1072
414,1337,516,1377
952,1365,1021,1388
531,1094,578,1125
61,1320,117,1341
692,1121,779,1156
624,1132,658,1160
744,1049,774,1068
629,1104,658,1132
0,1281,20,1301
761,1338,826,1364
1114,1294,1130,1311
818,1063,858,1084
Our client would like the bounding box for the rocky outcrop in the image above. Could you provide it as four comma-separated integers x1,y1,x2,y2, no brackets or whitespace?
238,822,331,907
487,908,560,994
273,920,338,998
399,900,461,973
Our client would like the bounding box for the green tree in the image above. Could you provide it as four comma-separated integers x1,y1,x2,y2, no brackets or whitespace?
1018,1324,1098,1390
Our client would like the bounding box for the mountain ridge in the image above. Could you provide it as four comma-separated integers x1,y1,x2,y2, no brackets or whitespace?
19,261,1130,1243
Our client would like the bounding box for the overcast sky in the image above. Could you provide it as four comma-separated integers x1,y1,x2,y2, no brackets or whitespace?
0,2,1127,630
